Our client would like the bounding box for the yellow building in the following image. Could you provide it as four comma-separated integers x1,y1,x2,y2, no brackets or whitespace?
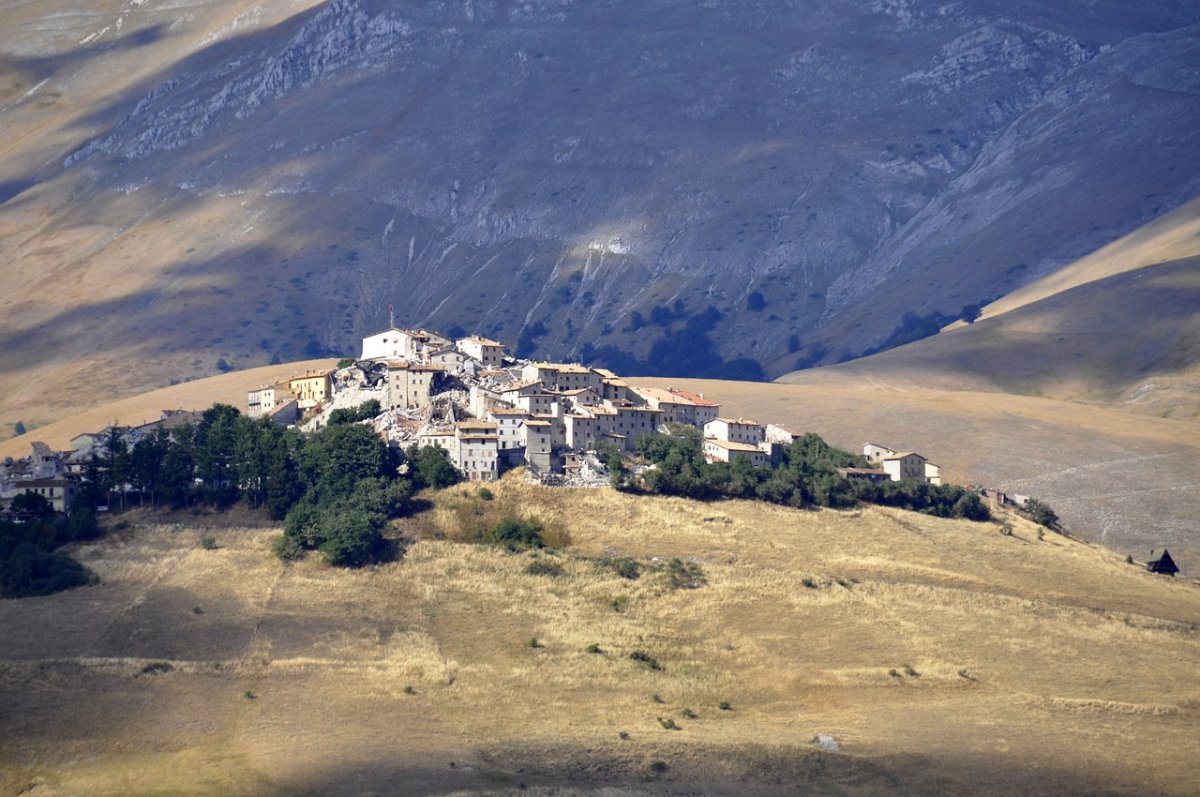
288,370,334,409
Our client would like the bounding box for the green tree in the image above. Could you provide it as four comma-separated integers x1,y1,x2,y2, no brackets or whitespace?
1024,498,1060,530
192,404,242,506
10,491,53,519
130,427,170,508
328,399,382,426
404,445,460,490
303,423,390,502
160,426,196,508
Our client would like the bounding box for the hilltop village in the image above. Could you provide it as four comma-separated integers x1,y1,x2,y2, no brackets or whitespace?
0,323,963,513
3,322,1186,579
244,325,948,488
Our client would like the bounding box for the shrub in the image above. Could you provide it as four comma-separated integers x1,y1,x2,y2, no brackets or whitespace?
141,662,174,676
244,690,257,700
1024,498,1061,530
651,693,665,704
201,536,218,550
611,557,641,579
903,664,919,677
586,643,604,654
680,708,698,719
527,637,543,649
888,669,901,678
492,517,544,551
526,560,564,578
618,731,631,740
802,577,818,589
630,651,662,671
272,533,306,561
328,399,382,426
1125,554,1134,565
665,558,706,589
477,487,494,501
718,701,732,711
403,685,417,695
649,760,669,773
658,717,679,730
1000,522,1014,537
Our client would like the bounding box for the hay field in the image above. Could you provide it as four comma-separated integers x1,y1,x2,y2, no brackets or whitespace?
2,477,1198,796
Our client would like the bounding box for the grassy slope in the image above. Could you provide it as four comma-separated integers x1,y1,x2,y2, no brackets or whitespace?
1,477,1197,796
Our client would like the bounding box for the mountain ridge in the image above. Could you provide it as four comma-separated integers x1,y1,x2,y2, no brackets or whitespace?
2,1,1199,432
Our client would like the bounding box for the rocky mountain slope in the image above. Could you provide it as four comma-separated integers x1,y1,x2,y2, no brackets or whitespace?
774,196,1200,419
1,1,1199,433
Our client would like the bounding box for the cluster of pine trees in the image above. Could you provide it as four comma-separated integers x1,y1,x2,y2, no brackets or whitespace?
626,428,991,521
76,402,460,567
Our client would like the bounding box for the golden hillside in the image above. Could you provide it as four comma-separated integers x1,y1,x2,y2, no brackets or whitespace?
1,477,1198,796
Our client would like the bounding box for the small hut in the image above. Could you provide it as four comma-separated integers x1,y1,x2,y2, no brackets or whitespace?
1147,549,1180,576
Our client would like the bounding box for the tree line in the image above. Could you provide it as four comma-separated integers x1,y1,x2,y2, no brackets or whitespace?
61,403,461,573
621,428,992,522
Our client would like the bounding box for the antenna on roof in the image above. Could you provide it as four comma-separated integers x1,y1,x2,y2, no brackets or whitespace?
388,304,395,329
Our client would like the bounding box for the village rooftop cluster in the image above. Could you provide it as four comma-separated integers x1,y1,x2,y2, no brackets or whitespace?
244,325,950,487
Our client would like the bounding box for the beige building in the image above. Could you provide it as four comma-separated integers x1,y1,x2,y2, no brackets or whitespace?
456,335,506,368
6,478,77,514
765,424,800,445
882,452,928,482
522,419,554,473
521,362,603,392
864,442,941,484
629,386,720,428
564,412,600,450
386,362,444,410
247,383,294,419
703,439,770,467
704,417,764,445
288,370,333,409
487,407,533,450
455,421,500,482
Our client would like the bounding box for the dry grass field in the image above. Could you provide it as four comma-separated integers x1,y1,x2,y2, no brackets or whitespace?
1,476,1198,796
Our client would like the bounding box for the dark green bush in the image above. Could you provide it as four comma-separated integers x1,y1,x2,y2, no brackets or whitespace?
630,651,662,671
492,517,544,551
